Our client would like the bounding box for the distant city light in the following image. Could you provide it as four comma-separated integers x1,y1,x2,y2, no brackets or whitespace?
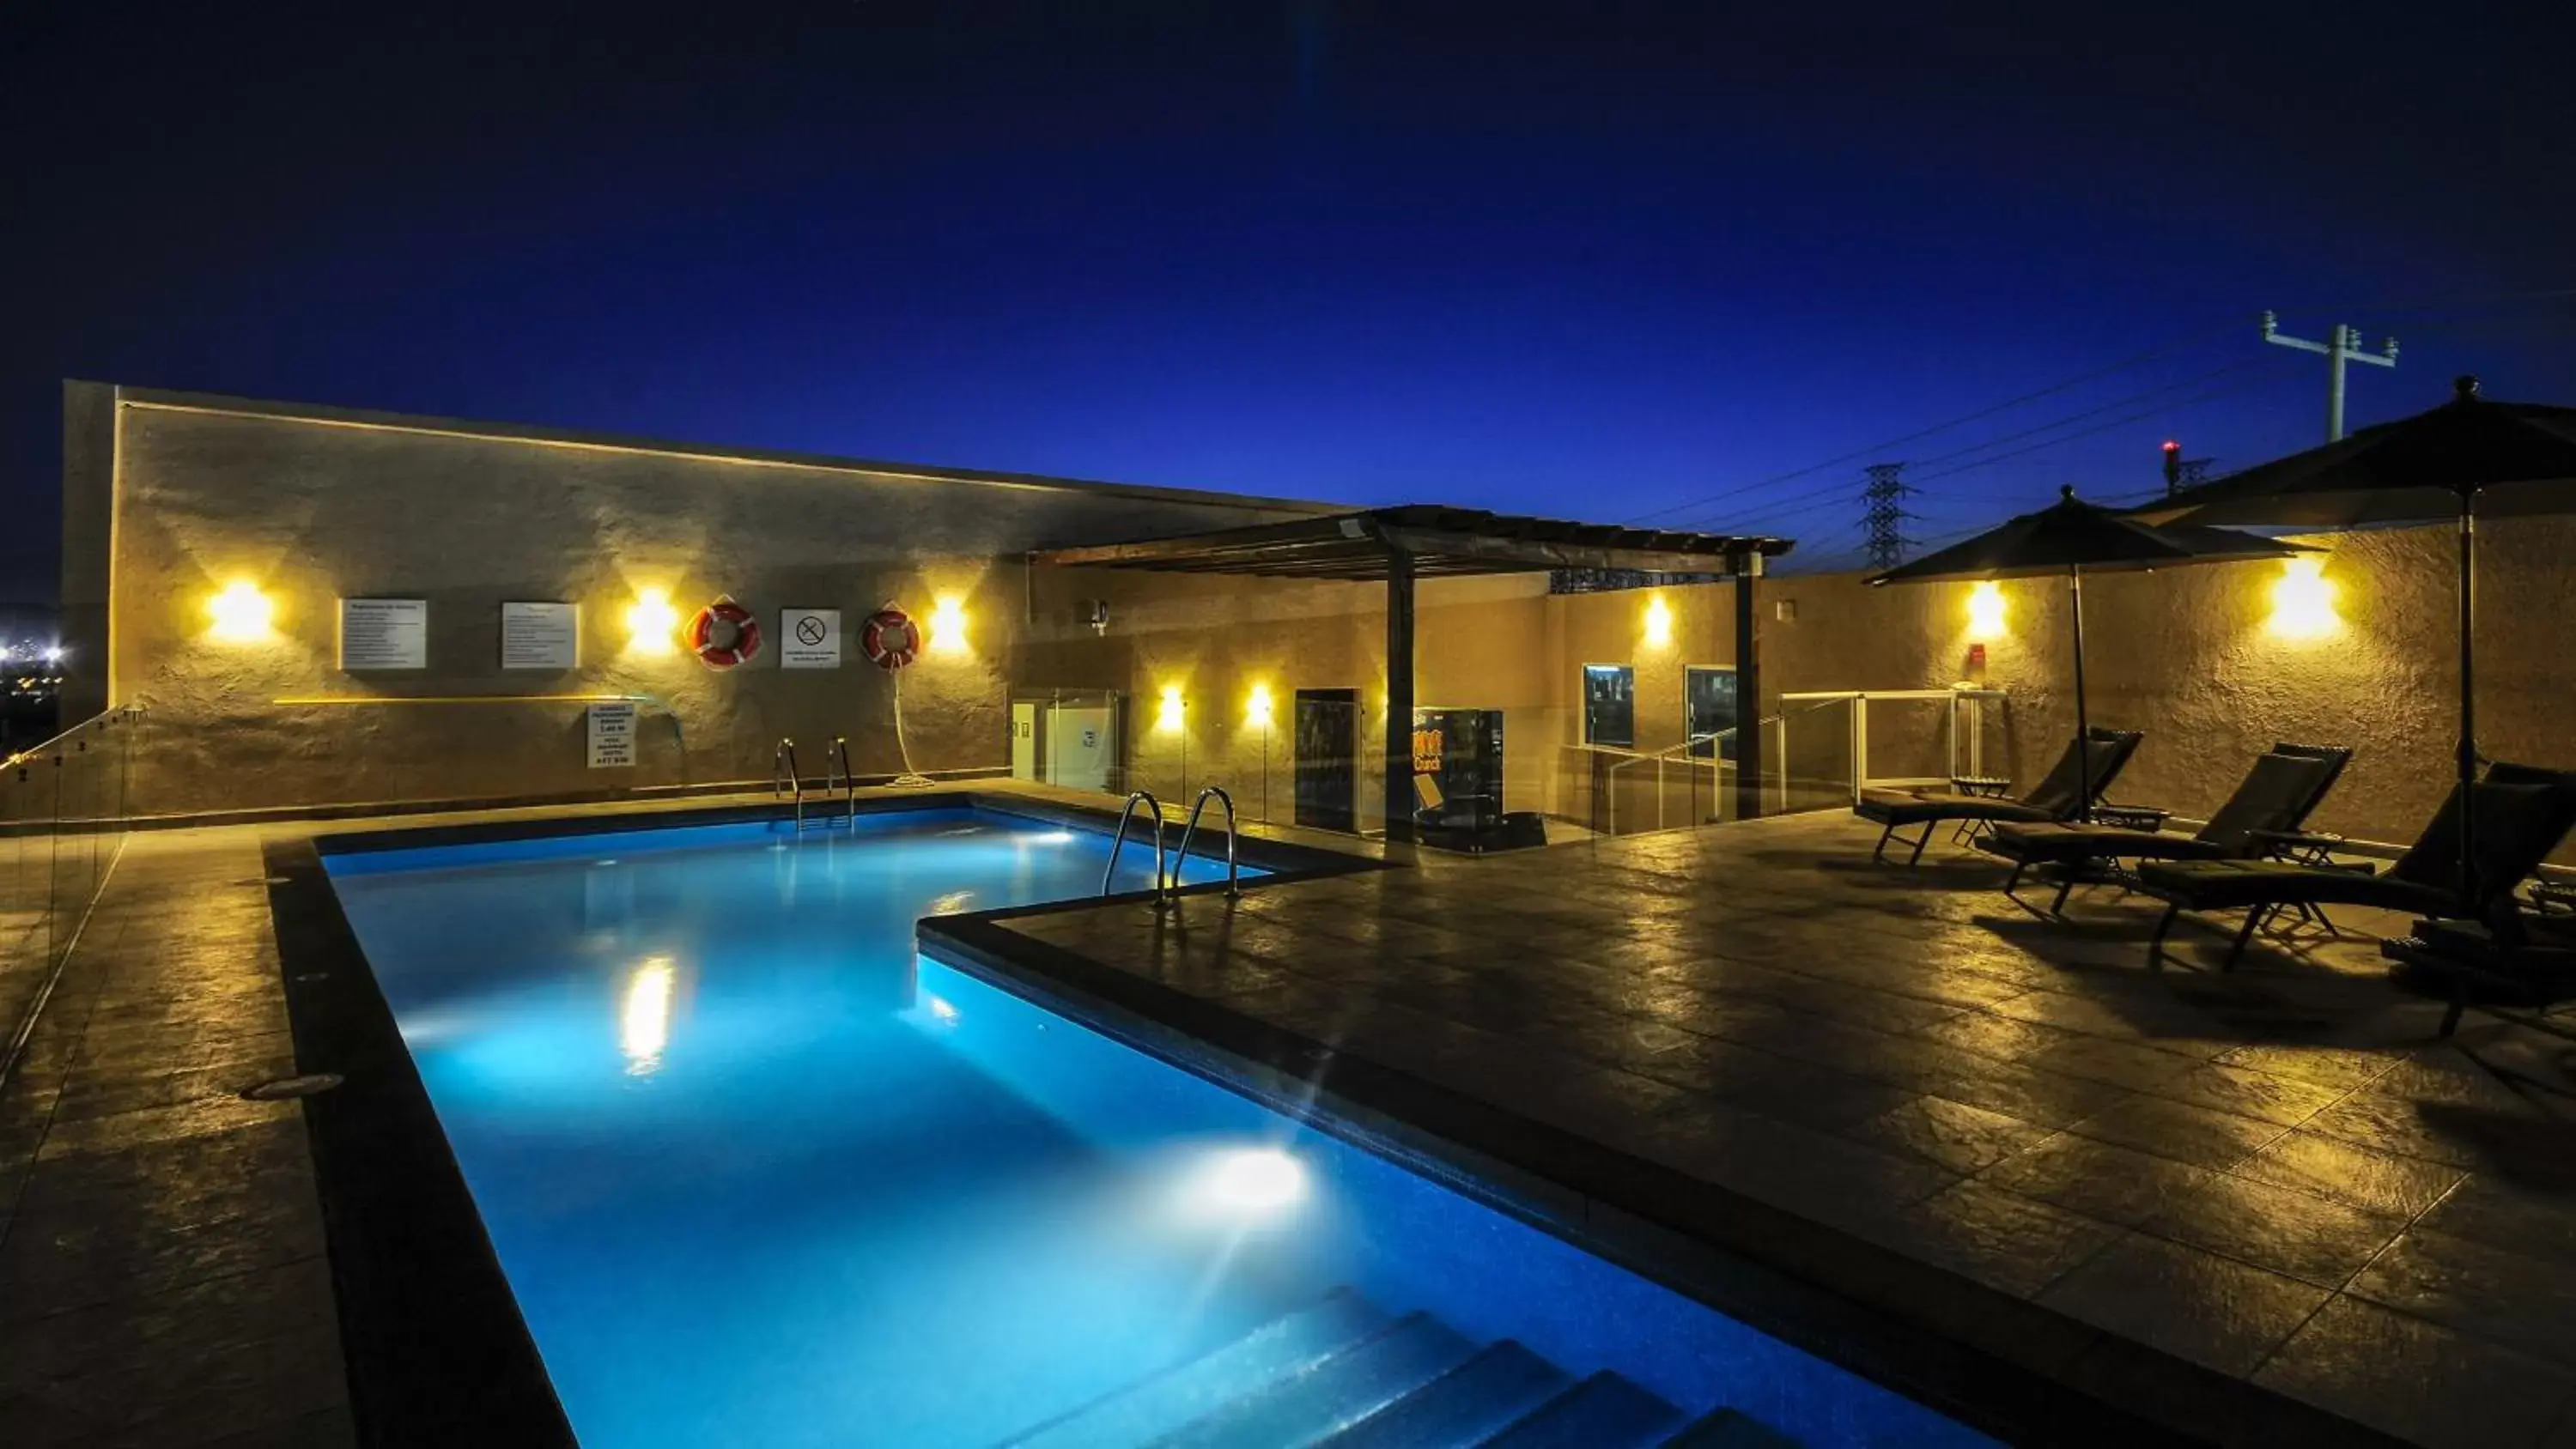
41,646,63,664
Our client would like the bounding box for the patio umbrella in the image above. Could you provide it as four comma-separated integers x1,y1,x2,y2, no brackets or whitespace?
2136,375,2576,899
1867,485,2313,820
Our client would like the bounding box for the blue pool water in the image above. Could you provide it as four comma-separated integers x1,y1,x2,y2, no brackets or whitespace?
326,807,1979,1448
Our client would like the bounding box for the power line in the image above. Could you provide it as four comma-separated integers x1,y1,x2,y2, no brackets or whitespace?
1895,358,2269,476
1624,320,2245,524
1902,379,2259,488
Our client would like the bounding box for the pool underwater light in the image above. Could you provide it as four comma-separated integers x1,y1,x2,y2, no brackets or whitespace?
1200,1148,1306,1214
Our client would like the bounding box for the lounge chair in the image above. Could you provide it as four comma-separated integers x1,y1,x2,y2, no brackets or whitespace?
2137,761,2576,970
2383,912,2576,1036
1985,743,2352,913
1854,728,2143,865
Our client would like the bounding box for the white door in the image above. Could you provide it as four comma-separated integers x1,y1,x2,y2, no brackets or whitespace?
1010,703,1038,781
1047,705,1115,791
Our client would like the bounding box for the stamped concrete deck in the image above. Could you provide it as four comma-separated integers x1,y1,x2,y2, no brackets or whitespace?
8,795,2575,1446
982,812,2576,1449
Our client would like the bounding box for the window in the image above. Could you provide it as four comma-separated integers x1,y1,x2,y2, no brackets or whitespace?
1582,664,1635,748
1686,666,1738,761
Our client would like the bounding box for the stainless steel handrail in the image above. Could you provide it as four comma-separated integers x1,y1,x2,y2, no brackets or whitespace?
773,737,802,830
1103,791,1168,900
828,736,856,828
1175,785,1243,900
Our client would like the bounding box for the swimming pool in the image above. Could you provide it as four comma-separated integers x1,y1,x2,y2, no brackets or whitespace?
325,806,1979,1448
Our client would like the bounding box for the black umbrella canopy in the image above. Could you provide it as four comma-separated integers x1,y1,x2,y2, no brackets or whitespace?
2133,376,2576,530
1866,486,2313,586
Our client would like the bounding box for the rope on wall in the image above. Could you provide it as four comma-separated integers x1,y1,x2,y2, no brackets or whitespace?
887,670,934,789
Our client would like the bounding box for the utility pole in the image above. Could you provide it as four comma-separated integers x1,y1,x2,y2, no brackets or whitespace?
2262,311,2398,441
1861,463,1913,569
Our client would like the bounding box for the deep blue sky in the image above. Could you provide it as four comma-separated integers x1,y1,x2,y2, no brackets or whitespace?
5,1,2573,596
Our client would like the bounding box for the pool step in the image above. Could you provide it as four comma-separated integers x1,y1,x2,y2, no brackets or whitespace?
1004,1290,1391,1449
1005,1288,1806,1449
1482,1371,1685,1448
1311,1341,1571,1447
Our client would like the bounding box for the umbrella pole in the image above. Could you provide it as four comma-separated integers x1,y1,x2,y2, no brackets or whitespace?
2070,565,2091,823
2458,490,2480,906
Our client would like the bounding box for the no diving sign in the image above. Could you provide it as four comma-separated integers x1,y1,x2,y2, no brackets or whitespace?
781,608,841,670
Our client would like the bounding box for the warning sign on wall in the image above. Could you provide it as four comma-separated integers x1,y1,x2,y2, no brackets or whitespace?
587,700,637,768
780,608,841,670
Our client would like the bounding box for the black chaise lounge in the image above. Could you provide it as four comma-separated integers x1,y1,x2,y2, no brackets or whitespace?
2384,912,2576,1036
1854,728,2143,865
2137,761,2576,970
1985,743,2352,913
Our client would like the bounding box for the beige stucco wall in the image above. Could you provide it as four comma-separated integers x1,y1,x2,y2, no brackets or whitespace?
71,382,2576,851
91,389,1336,815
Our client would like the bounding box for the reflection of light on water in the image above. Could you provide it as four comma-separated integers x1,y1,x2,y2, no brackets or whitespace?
621,957,675,1076
1017,831,1075,847
927,890,976,916
927,994,958,1023
1202,1148,1305,1213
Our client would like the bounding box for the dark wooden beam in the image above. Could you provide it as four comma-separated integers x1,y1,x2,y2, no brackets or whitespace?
1384,543,1417,851
1734,564,1764,823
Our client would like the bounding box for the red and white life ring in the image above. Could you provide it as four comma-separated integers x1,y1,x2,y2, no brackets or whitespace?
861,607,920,671
686,596,762,670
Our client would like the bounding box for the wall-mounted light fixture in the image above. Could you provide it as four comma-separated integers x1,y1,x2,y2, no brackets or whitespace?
1965,581,2007,640
623,588,679,656
1643,594,1674,648
2267,555,2341,640
1246,682,1273,728
929,595,968,656
1157,684,1186,732
206,580,276,643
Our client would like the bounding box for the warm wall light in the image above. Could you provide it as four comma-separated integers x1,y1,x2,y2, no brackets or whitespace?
623,588,679,656
1247,682,1274,727
1643,594,1674,648
2268,556,2341,640
1965,581,2007,640
206,580,275,642
928,595,968,655
1157,684,1186,731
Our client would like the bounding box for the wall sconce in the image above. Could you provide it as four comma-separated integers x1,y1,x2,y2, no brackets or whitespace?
928,595,968,655
623,588,679,656
1642,594,1674,648
2267,556,2341,640
1157,684,1186,732
206,580,276,643
1247,682,1274,728
1965,581,2007,640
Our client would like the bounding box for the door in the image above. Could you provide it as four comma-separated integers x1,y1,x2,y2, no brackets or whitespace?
1046,705,1115,791
1009,702,1038,781
1294,688,1360,833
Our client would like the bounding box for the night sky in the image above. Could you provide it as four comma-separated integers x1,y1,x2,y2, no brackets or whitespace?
5,2,2572,597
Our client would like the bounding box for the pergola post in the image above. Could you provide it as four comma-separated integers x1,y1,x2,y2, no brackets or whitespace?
1385,543,1417,849
1733,551,1764,822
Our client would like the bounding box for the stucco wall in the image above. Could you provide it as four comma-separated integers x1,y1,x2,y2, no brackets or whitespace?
96,391,1333,815
76,384,2576,850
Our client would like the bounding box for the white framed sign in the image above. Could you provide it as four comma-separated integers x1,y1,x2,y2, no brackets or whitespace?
338,598,428,670
780,608,841,670
587,700,637,768
501,601,580,670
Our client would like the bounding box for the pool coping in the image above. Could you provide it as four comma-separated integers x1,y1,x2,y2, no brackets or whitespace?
915,912,2420,1449
264,791,1377,1448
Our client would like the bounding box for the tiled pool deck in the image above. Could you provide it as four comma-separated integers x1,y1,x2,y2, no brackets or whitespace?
3,795,2573,1446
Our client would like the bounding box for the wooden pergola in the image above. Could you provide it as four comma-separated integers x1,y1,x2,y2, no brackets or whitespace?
1035,506,1795,845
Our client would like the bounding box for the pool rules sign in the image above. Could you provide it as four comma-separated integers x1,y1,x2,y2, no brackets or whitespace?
587,701,637,769
781,608,841,669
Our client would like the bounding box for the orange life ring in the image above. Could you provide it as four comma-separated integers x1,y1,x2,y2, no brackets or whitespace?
862,607,920,670
686,596,762,670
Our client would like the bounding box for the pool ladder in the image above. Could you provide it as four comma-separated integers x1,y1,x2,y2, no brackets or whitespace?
1103,786,1242,906
775,737,859,831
